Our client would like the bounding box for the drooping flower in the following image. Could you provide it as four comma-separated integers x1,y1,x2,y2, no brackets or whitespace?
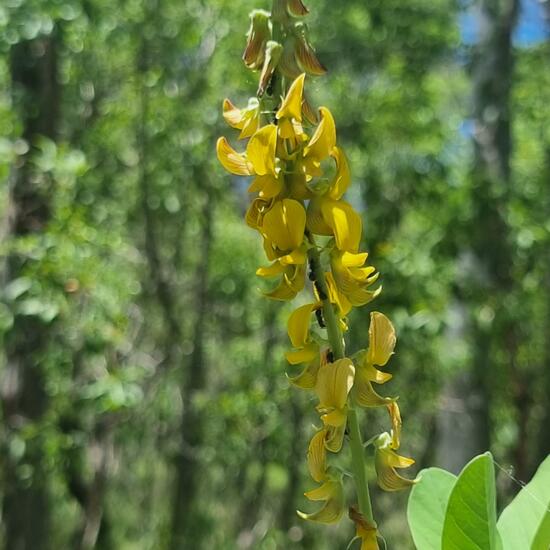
315,358,355,426
217,124,283,199
223,97,260,139
297,476,345,524
373,432,417,492
256,199,307,300
353,312,397,407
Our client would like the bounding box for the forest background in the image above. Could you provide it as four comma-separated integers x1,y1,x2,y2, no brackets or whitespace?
1,0,550,548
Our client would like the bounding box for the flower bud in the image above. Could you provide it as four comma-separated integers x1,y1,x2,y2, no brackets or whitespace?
294,22,326,76
257,40,283,97
287,0,309,17
243,9,271,70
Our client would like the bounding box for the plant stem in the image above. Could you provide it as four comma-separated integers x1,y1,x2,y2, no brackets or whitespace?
307,241,375,524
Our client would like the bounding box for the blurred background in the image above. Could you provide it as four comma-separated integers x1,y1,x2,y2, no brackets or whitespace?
1,0,550,548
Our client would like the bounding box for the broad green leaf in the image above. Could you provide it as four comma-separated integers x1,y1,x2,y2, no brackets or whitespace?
407,467,457,550
497,454,550,550
442,452,503,550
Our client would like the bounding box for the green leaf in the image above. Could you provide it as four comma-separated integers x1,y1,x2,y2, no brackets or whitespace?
497,454,550,550
442,452,503,550
407,467,457,550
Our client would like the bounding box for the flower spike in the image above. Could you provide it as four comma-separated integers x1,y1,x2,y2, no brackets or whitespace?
218,2,416,541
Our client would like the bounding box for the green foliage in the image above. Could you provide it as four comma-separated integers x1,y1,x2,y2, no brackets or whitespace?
498,455,550,550
407,468,456,549
408,454,550,550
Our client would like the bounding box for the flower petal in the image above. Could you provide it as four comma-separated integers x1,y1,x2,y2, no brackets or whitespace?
262,198,306,251
288,303,315,348
387,401,402,450
277,73,305,123
286,360,320,388
321,199,362,253
325,424,345,453
307,429,327,483
367,312,396,367
328,146,350,200
246,124,277,176
216,137,252,176
354,367,394,408
298,480,344,524
305,106,336,161
316,358,355,410
285,343,318,365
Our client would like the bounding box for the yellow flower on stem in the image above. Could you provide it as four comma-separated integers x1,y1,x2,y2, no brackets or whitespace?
297,477,345,524
373,432,417,492
330,249,381,307
354,312,397,407
302,106,336,179
307,198,363,252
217,124,284,199
349,507,380,550
222,97,260,139
314,358,354,453
307,428,328,482
256,199,307,300
276,73,305,139
285,302,319,364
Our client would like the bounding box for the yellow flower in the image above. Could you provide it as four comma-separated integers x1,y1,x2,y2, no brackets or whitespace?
297,477,345,524
367,311,397,367
315,357,355,429
285,302,319,364
302,106,336,179
307,428,328,482
257,245,306,301
353,312,397,408
222,97,260,139
261,198,306,254
276,73,305,139
330,249,381,307
349,507,380,550
217,124,282,200
307,198,362,252
373,432,417,492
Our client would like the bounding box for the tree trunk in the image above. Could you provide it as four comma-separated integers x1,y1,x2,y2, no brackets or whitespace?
437,0,519,472
0,31,60,550
170,195,214,549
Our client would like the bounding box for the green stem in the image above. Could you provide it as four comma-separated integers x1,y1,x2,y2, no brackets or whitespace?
307,241,375,524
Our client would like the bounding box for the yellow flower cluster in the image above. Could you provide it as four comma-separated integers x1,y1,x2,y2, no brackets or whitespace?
218,72,416,533
217,1,417,544
218,74,378,305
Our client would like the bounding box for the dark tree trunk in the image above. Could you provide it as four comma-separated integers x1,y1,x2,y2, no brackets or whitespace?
0,31,60,550
170,195,214,550
437,0,519,472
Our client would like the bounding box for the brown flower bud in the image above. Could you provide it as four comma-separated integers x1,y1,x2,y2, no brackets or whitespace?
294,22,326,76
243,10,271,70
279,36,302,79
287,0,309,17
257,40,283,97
